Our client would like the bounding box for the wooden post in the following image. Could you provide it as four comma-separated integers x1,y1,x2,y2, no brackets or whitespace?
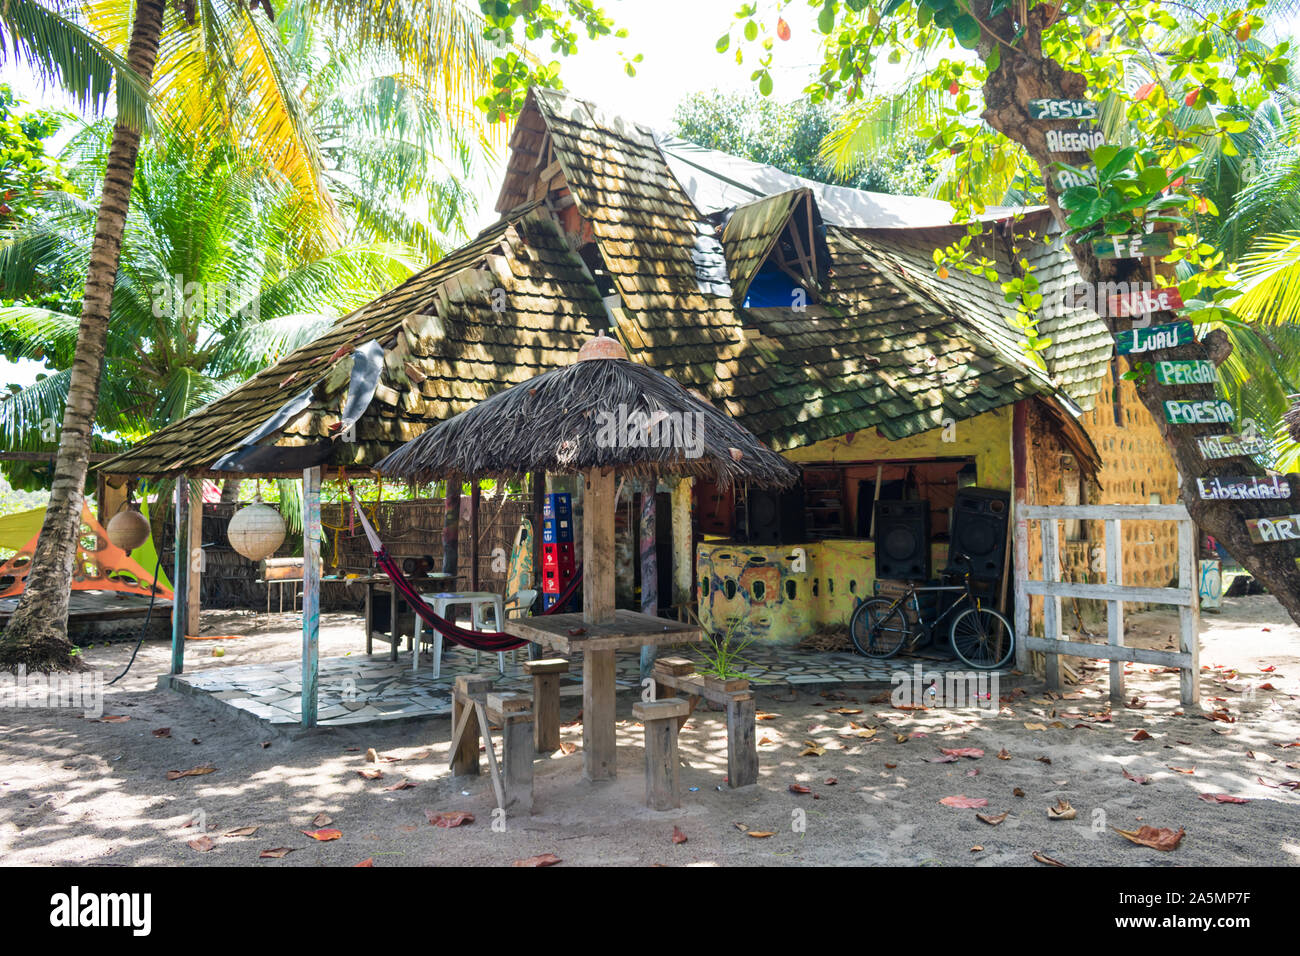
1040,516,1062,690
529,472,546,659
441,480,460,579
301,466,321,729
1178,518,1201,706
583,648,616,781
1012,400,1030,672
491,692,535,814
1106,518,1126,706
670,477,692,620
633,698,689,810
523,658,568,753
469,480,481,592
639,483,658,677
583,467,616,625
169,476,189,676
450,673,495,775
186,481,202,637
725,692,758,788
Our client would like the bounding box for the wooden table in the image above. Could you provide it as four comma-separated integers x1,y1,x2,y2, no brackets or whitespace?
504,610,703,781
328,573,456,659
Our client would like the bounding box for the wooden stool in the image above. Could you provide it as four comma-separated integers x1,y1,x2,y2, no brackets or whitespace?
487,692,535,815
633,698,690,810
450,674,495,777
522,657,569,753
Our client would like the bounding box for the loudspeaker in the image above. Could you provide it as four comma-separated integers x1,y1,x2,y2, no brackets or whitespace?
874,500,930,581
948,487,1010,580
742,487,806,545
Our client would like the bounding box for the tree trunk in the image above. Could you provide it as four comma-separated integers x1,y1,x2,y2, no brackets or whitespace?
220,478,243,503
976,3,1300,625
0,0,168,672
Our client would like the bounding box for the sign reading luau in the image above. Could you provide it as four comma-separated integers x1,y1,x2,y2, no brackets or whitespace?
1045,128,1106,152
1245,514,1300,544
1114,320,1194,355
1197,434,1271,459
1029,98,1100,120
1164,400,1234,424
1107,287,1184,318
1155,360,1217,385
1197,475,1294,500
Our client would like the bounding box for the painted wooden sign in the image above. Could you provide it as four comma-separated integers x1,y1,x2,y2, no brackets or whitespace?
1196,475,1295,501
1197,434,1271,460
1114,320,1194,355
1165,399,1234,425
1029,98,1100,120
1107,287,1184,318
1244,513,1300,544
1055,169,1092,189
1091,232,1175,259
1155,359,1217,386
1045,128,1106,152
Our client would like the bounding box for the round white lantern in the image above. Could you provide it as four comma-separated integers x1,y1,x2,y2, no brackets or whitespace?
106,509,151,552
228,502,287,562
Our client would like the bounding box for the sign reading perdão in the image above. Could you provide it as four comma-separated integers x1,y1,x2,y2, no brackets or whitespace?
1164,399,1234,425
1091,232,1175,260
1155,359,1217,386
1244,514,1300,544
1029,98,1100,120
1114,320,1194,355
1107,287,1184,318
1197,475,1295,500
1197,434,1271,460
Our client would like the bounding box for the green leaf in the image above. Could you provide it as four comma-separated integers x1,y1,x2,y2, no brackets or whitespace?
818,5,835,34
744,20,758,41
759,71,774,96
953,14,981,48
716,33,730,53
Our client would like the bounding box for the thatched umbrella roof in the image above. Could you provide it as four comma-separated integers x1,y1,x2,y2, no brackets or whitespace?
373,333,799,489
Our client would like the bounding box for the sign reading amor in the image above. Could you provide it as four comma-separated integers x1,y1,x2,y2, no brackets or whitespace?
1155,359,1217,386
1029,98,1100,120
1091,232,1175,260
1245,514,1300,544
1197,434,1271,460
1197,475,1295,501
1164,399,1234,425
1114,320,1194,355
1107,286,1184,318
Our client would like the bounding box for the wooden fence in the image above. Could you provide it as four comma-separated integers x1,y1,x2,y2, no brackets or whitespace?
1014,503,1200,706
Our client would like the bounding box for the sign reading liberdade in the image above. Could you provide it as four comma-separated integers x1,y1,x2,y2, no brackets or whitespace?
1197,475,1294,500
1155,359,1217,385
1164,399,1234,424
1114,320,1194,355
1245,514,1300,544
1197,434,1271,459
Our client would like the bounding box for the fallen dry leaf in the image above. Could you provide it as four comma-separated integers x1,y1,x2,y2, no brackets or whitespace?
939,795,989,809
928,754,959,763
301,828,342,841
977,812,1008,826
187,836,215,852
895,734,909,744
827,707,863,715
758,736,776,746
1047,799,1077,821
557,742,578,756
409,749,432,760
997,749,1011,760
1013,787,1026,798
824,777,838,786
1033,851,1065,866
152,727,171,738
383,779,417,791
512,853,562,867
1131,730,1153,741
1114,825,1185,851
357,769,383,780
755,711,780,721
426,810,474,828
1168,765,1196,775
354,858,374,867
971,845,984,852
259,847,294,859
799,742,826,757
942,747,984,759
789,783,812,794
671,826,687,845
1024,722,1048,731
1122,769,1151,785
365,748,379,763
1198,793,1249,804
311,813,333,827
166,765,216,780
98,715,130,723
1035,755,1053,765
224,826,259,837
746,831,775,838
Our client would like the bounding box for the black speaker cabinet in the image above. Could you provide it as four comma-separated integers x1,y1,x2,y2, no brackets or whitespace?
873,500,930,581
743,486,806,545
948,487,1010,580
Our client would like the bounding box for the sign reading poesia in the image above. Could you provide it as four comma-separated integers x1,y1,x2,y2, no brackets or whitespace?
1028,98,1100,120
1164,400,1235,425
1196,475,1295,500
1114,320,1194,355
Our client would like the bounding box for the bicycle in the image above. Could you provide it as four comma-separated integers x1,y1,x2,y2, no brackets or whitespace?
848,554,1015,670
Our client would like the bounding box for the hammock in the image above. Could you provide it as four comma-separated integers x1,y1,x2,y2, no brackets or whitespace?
349,487,581,653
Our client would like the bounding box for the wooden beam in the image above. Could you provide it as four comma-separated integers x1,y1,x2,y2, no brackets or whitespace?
583,467,616,625
1025,579,1194,606
170,476,189,676
639,482,658,677
1106,518,1125,706
1022,636,1193,668
301,465,321,728
186,482,202,637
1040,516,1062,691
1021,504,1191,520
441,480,460,579
1178,518,1201,706
470,481,481,592
671,477,693,619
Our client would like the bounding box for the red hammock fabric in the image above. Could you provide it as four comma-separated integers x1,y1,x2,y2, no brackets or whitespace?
373,547,582,653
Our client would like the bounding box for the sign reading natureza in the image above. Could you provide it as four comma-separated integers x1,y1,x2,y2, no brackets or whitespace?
1197,434,1271,460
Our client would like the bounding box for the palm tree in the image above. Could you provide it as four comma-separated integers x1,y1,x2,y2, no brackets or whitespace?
0,0,499,670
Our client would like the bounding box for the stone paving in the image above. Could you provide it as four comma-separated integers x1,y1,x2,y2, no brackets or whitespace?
169,638,1007,730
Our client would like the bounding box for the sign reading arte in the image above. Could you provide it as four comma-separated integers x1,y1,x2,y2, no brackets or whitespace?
1197,433,1271,459
1114,320,1194,355
1164,399,1234,425
1155,359,1217,385
1107,287,1184,318
1029,98,1100,120
1091,232,1175,259
1197,474,1295,500
1245,513,1300,544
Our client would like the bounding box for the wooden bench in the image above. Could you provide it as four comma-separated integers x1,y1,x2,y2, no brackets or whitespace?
522,657,570,754
449,674,534,814
632,698,690,810
652,657,758,789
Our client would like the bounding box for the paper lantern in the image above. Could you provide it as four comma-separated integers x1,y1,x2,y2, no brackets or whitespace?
228,502,286,562
106,509,151,552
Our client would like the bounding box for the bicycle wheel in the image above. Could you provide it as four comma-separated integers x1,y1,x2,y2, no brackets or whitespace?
849,598,910,659
949,606,1015,670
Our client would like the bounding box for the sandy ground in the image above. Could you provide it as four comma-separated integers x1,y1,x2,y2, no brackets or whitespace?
1,596,1298,867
